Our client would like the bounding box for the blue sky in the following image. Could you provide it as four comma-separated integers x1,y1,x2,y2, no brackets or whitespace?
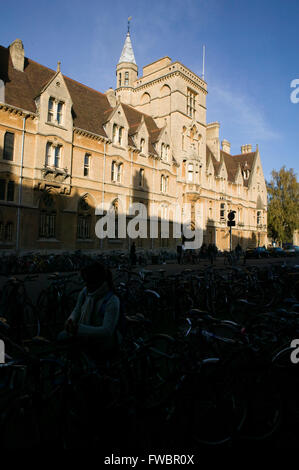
1,0,298,180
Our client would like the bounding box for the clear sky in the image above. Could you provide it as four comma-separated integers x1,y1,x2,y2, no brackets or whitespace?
1,0,298,180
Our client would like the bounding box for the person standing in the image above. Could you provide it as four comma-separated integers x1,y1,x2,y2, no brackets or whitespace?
177,243,183,264
130,241,137,266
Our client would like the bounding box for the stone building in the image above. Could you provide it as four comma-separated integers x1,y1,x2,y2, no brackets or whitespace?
0,33,267,253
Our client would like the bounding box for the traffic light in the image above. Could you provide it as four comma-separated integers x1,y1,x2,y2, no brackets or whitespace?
227,210,236,227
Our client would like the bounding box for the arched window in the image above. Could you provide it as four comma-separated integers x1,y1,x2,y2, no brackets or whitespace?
118,73,122,87
124,72,129,86
77,197,92,239
141,92,151,105
39,192,56,239
257,210,262,226
140,138,145,153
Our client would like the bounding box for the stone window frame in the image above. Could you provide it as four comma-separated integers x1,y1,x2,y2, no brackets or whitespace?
3,132,15,161
187,88,196,118
0,178,15,202
139,168,145,187
161,174,168,193
112,123,124,146
45,141,63,168
47,96,65,126
111,161,123,183
77,196,92,240
84,153,91,177
187,163,194,182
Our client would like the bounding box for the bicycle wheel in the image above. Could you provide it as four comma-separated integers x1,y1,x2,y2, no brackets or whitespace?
134,334,177,409
175,359,247,446
238,370,282,441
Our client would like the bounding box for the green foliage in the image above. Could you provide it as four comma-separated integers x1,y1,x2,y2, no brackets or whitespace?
267,167,299,243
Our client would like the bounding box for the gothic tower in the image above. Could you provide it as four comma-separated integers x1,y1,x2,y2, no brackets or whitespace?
115,27,138,105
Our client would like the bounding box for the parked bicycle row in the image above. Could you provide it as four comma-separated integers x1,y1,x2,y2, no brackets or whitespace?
0,262,299,448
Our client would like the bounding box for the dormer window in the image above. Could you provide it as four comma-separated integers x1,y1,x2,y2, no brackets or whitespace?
140,138,145,154
48,97,54,122
243,169,249,180
112,124,117,143
118,127,123,145
166,145,170,161
161,144,170,161
57,101,63,125
112,124,124,145
47,97,64,125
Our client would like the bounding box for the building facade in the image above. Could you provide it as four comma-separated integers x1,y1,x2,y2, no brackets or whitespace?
0,34,267,253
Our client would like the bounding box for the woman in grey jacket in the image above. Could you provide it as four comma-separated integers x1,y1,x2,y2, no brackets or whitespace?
61,263,121,353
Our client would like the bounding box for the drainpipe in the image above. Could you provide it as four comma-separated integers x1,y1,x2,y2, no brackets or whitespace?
16,114,28,253
100,140,107,249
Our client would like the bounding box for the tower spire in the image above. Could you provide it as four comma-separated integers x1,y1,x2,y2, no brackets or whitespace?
118,18,136,65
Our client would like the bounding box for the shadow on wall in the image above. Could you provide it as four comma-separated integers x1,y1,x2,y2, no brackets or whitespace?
0,160,260,253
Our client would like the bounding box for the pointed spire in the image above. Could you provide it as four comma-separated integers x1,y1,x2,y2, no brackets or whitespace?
118,27,136,65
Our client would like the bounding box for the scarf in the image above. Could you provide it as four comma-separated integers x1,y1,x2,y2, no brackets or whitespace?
79,282,110,325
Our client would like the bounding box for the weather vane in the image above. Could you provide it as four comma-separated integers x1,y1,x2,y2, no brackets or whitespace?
128,16,132,33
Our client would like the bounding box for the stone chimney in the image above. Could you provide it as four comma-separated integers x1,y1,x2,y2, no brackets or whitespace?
105,88,117,107
221,139,231,154
9,39,24,72
241,144,252,154
206,122,220,161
